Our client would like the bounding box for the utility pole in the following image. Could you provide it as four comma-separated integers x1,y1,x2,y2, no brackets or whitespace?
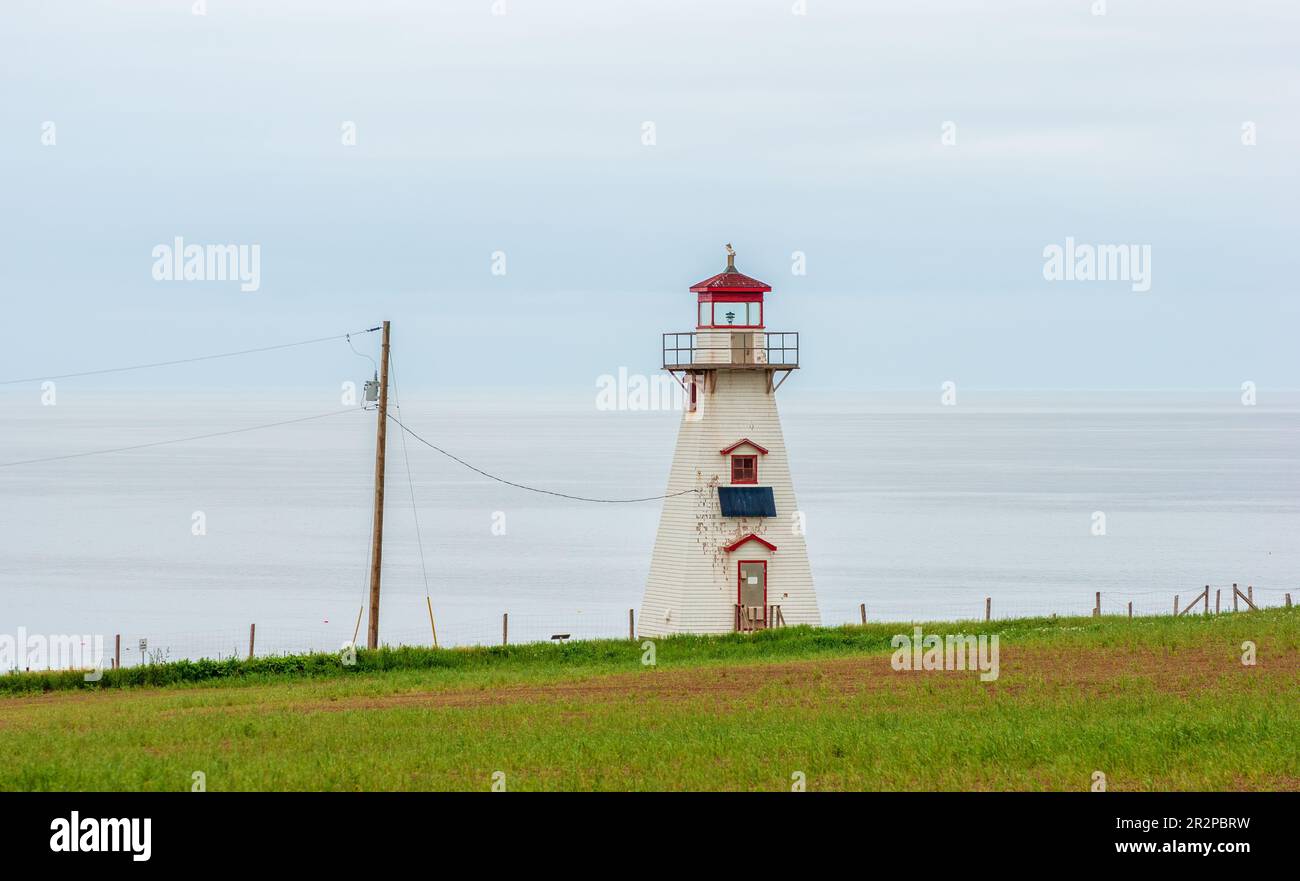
367,320,391,650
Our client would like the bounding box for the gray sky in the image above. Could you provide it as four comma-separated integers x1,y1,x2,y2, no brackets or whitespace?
2,0,1297,392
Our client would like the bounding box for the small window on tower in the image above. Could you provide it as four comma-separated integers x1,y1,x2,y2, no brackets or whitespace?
731,455,757,484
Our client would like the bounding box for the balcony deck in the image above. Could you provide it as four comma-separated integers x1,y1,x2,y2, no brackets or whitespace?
662,331,799,371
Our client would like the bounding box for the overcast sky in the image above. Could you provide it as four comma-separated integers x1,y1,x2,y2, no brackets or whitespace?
2,0,1297,392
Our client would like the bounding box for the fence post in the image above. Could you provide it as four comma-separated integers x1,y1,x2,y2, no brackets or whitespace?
502,613,508,647
1094,591,1101,617
1233,583,1238,613
985,597,991,622
1203,586,1210,615
248,623,256,660
859,603,866,625
1174,595,1179,616
1127,601,1132,619
114,634,121,670
1215,588,1221,615
1286,593,1292,608
1247,584,1253,605
629,608,635,640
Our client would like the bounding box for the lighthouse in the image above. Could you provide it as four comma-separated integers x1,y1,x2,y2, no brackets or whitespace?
639,246,820,636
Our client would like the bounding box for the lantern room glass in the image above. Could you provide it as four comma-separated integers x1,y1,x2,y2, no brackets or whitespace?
699,300,761,328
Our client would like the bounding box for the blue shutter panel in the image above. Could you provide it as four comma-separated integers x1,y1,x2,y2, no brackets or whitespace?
717,487,777,518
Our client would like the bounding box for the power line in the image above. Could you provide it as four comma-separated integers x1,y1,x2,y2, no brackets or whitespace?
390,356,432,601
0,327,382,386
387,412,701,504
346,332,379,375
0,408,361,468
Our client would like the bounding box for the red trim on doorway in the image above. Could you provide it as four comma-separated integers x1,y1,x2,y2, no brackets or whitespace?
723,533,777,553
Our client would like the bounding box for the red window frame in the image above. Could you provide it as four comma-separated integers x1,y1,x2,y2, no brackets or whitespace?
697,293,764,329
730,454,758,484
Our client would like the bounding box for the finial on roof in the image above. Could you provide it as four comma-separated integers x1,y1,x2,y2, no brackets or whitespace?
725,243,736,272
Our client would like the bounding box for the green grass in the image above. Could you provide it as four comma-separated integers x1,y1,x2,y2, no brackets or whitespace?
4,610,1289,694
1,610,1296,791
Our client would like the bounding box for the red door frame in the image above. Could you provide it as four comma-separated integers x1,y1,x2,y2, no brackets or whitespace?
737,560,768,623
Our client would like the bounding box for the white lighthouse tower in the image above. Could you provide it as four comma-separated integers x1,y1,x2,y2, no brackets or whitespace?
639,246,819,636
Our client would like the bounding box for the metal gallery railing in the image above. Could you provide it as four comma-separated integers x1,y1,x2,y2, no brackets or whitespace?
662,331,799,369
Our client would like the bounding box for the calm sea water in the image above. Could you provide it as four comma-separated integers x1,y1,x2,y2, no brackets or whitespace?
2,389,1297,662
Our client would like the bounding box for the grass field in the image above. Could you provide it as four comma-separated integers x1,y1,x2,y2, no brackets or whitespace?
2,610,1296,791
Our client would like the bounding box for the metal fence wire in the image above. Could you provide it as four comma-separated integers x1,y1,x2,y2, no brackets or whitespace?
7,588,1293,671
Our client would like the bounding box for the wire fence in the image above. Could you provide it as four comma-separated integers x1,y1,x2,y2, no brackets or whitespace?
6,586,1294,672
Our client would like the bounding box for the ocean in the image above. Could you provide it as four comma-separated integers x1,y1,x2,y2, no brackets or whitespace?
2,388,1297,664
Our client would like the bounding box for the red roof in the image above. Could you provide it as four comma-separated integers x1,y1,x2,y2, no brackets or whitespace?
723,533,778,553
720,438,770,456
690,268,771,293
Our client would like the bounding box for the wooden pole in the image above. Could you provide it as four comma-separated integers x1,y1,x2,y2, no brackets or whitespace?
1094,591,1101,617
1173,595,1179,616
351,604,364,646
1247,584,1253,605
1215,589,1221,615
984,597,991,622
628,608,635,640
1203,586,1210,615
502,612,508,646
1127,601,1132,619
1233,583,1238,613
426,596,438,648
248,623,256,660
114,634,120,670
1285,593,1291,608
859,603,866,625
366,320,391,650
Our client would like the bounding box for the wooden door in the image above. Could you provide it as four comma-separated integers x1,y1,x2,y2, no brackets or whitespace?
730,332,751,365
738,561,767,628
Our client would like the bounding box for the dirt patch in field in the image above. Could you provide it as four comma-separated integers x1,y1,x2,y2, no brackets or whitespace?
261,644,1299,714
0,643,1293,725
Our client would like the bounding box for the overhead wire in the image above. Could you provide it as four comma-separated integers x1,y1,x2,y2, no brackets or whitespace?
387,410,701,504
0,327,382,386
390,356,432,598
3,326,697,649
0,408,362,469
346,331,379,375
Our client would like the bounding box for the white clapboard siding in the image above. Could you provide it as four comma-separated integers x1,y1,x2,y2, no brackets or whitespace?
640,368,819,636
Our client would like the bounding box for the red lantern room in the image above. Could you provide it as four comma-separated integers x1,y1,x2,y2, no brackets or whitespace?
691,244,771,330
663,244,799,391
